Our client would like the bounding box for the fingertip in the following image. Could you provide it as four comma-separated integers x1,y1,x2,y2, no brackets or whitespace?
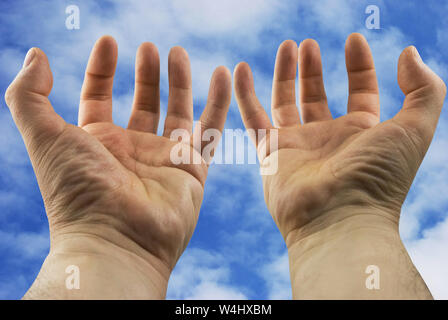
24,47,49,69
298,38,322,69
9,47,53,99
213,66,231,90
399,46,422,65
233,62,254,95
86,35,118,78
274,40,298,81
234,61,250,75
234,62,253,80
168,46,189,62
345,33,370,61
398,46,424,90
210,66,232,105
233,62,271,131
277,40,298,57
278,39,298,53
24,47,48,65
214,65,231,76
299,38,319,52
345,33,374,72
4,47,63,140
137,42,159,58
93,36,118,60
213,65,231,84
345,33,369,52
398,46,447,98
22,47,36,68
168,46,191,89
135,42,160,81
409,46,421,61
346,32,367,47
96,35,118,51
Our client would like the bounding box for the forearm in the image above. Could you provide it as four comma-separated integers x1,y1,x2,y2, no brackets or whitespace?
24,230,170,299
286,209,432,299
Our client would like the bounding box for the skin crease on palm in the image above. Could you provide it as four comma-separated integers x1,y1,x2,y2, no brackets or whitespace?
5,36,232,299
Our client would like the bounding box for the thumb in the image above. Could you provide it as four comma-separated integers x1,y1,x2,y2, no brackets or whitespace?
5,48,66,156
394,46,446,146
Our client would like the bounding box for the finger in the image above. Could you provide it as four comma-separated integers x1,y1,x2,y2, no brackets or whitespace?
79,35,118,127
298,39,332,123
345,33,380,118
128,42,160,133
192,66,231,162
394,46,447,146
5,48,66,157
234,62,273,145
271,40,300,127
163,46,193,138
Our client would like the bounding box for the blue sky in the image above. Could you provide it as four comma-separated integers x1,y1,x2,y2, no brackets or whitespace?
1,0,448,299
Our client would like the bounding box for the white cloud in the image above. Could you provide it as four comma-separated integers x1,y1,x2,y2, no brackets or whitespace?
0,230,49,260
406,217,448,299
0,48,23,82
400,120,448,241
167,248,248,299
260,252,291,299
169,0,283,37
1,0,447,300
185,282,247,300
299,0,359,36
0,274,29,300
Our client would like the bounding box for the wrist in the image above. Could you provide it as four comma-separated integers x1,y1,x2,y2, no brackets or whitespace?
284,204,400,249
25,226,171,299
285,208,431,299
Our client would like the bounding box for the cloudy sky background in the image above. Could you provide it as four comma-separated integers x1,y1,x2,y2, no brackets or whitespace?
0,0,447,299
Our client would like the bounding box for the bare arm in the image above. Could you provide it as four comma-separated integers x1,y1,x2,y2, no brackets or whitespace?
233,33,446,299
5,37,231,299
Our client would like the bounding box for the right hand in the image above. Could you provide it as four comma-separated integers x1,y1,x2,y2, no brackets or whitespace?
233,33,446,247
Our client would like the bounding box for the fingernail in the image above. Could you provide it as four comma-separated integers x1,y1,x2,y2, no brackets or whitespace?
23,48,35,68
412,46,423,63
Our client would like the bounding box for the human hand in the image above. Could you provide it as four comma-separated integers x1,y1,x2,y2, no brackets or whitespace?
5,36,231,299
234,33,445,299
234,33,446,246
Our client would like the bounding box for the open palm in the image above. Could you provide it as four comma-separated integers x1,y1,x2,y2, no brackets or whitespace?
5,36,231,272
234,34,446,245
